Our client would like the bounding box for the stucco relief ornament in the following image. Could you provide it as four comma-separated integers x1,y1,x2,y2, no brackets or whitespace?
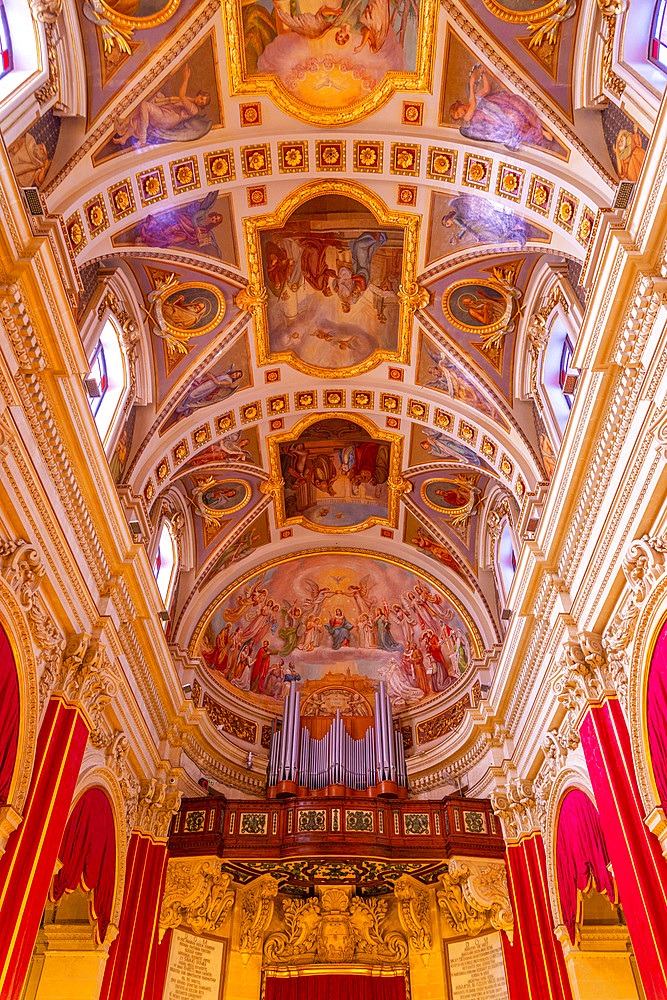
394,876,432,952
0,538,64,707
134,775,182,839
239,875,279,954
159,859,235,939
491,779,541,841
29,0,61,20
622,535,666,605
263,886,408,964
57,635,117,734
437,859,513,938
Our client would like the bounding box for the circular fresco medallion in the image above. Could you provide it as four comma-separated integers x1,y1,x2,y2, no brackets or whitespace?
421,477,474,513
157,281,225,338
199,479,250,515
442,279,513,336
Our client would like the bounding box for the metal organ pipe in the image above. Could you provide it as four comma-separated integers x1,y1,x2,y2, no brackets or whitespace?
386,693,396,781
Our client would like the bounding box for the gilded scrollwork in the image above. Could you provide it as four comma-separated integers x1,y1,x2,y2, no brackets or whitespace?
263,886,408,964
159,858,235,938
394,876,432,952
239,875,279,953
437,859,513,937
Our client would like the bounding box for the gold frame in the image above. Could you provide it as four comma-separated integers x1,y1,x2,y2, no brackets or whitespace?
263,411,410,534
221,0,438,126
188,547,484,657
442,279,514,336
243,179,424,379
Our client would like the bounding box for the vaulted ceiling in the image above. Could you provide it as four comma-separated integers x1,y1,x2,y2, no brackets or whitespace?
6,0,637,726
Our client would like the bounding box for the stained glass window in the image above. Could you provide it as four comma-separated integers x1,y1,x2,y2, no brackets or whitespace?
651,0,667,68
0,4,12,78
88,341,107,417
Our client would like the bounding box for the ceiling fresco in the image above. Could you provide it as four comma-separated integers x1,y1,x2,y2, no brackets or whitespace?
4,0,642,732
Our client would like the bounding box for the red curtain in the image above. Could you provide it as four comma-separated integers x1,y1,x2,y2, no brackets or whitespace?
51,787,116,942
264,972,407,1000
555,788,615,943
647,617,667,809
0,623,19,804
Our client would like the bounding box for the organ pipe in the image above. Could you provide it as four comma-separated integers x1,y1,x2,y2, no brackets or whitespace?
272,681,407,793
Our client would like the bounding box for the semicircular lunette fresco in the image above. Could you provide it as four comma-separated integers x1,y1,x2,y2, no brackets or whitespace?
193,552,482,710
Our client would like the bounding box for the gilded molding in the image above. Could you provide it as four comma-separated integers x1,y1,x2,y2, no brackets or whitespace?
159,858,235,939
264,411,410,534
243,180,421,379
222,0,438,126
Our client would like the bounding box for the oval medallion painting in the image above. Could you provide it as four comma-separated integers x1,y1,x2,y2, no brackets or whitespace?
156,281,225,337
442,279,512,335
194,552,480,710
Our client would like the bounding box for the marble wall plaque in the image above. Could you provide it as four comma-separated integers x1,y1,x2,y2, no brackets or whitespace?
163,928,225,1000
448,932,509,1000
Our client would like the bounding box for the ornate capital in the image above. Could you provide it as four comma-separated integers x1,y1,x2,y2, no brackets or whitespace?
437,859,513,938
239,875,279,953
394,876,432,952
29,0,62,22
55,635,116,732
159,858,235,939
491,778,541,841
555,632,615,719
134,775,182,839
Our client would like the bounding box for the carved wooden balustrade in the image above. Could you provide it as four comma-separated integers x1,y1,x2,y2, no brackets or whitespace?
167,793,505,859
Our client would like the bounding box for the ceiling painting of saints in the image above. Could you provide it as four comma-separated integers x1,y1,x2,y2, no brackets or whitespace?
193,552,481,709
160,336,251,433
92,35,223,162
426,191,550,265
267,414,407,532
113,191,237,265
440,32,567,156
222,0,438,123
245,183,420,376
416,334,511,431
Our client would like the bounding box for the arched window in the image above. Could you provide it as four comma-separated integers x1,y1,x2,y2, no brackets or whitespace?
86,318,126,446
496,520,516,605
0,3,13,78
542,315,575,434
651,0,667,68
153,521,178,608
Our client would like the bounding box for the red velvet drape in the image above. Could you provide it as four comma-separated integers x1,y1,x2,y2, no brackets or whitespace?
263,973,407,1000
51,787,116,942
647,617,667,809
0,623,19,804
555,788,615,943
